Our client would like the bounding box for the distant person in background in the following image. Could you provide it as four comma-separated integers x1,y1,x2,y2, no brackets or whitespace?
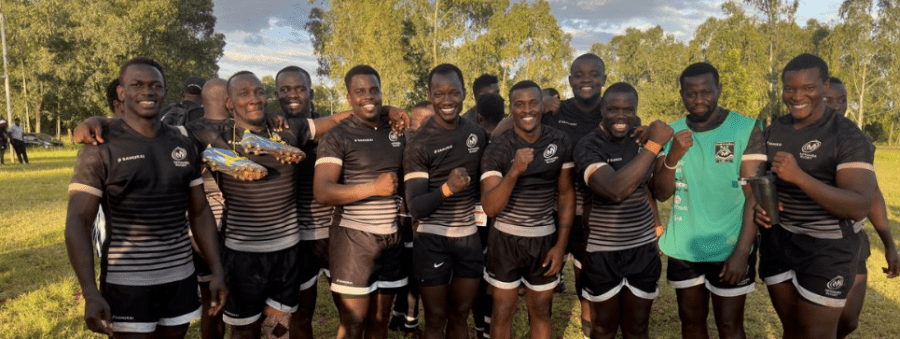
0,119,8,164
107,79,125,118
475,93,504,135
408,101,434,135
462,74,500,123
9,118,28,164
161,76,206,126
541,88,560,116
824,76,900,339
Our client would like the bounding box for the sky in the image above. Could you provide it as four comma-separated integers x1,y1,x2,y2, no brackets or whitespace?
211,0,844,83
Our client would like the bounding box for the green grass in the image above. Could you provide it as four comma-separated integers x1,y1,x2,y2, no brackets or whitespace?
1,147,899,338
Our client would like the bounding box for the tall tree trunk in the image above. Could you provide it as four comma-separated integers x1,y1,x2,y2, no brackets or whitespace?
889,119,894,146
857,62,867,129
21,63,28,132
433,0,438,68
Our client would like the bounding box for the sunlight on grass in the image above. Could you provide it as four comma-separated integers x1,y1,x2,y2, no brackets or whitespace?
0,147,898,338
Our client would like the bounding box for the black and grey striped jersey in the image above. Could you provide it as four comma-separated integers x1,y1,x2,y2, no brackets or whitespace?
289,115,333,241
211,121,311,252
743,109,874,239
480,126,574,237
316,115,405,235
575,129,657,252
69,120,202,286
185,118,230,198
541,99,602,216
403,117,486,236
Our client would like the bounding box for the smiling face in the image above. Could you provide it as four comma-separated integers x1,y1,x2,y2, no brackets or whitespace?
118,64,166,120
346,74,383,123
824,82,847,116
680,72,720,122
428,72,465,128
782,67,829,124
568,58,606,103
276,71,313,118
227,73,268,128
510,87,543,134
601,91,638,140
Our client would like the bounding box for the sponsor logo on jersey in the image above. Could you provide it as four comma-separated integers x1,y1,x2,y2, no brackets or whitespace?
715,141,735,163
117,154,145,163
544,144,558,164
767,141,782,147
825,275,844,297
800,139,821,160
172,147,189,167
434,145,453,154
607,157,622,163
389,131,402,147
354,138,373,143
559,120,577,127
467,133,480,153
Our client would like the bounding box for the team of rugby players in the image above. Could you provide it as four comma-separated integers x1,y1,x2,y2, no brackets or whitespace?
64,52,898,339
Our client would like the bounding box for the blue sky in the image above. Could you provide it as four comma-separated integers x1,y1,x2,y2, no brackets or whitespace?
211,0,844,83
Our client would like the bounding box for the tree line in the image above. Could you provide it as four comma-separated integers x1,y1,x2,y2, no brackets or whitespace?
5,0,900,144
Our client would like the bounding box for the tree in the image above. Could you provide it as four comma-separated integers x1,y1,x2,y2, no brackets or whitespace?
742,0,801,122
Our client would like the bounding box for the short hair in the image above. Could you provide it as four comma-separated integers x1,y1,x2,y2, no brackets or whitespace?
411,100,432,111
428,63,465,91
601,82,639,105
276,66,312,85
473,74,499,94
477,93,505,125
226,71,257,92
571,53,606,74
119,57,166,86
106,78,120,113
508,80,542,100
679,62,719,87
344,65,381,92
829,76,843,86
782,53,829,83
542,88,559,97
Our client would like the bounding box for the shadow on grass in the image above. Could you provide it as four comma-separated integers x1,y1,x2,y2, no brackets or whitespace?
0,240,73,300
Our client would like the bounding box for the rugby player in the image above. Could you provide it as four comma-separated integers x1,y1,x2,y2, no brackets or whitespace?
480,80,575,339
314,65,407,339
65,57,227,339
654,62,761,339
576,82,673,339
461,74,501,124
404,63,487,339
824,77,899,339
736,53,878,339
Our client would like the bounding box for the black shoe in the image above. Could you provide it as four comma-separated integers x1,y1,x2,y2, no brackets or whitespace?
388,315,404,332
554,281,567,294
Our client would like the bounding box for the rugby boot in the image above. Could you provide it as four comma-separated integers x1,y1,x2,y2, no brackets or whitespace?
238,131,306,164
202,146,267,181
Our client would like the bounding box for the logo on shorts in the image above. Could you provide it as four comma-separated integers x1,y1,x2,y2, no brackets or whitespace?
171,147,189,167
714,141,735,163
827,275,844,290
544,144,559,164
434,261,445,268
389,131,402,147
467,133,480,153
800,140,821,160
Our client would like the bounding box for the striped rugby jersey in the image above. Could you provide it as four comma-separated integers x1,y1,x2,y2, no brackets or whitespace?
211,120,312,252
316,115,405,235
575,129,659,252
403,117,486,237
69,120,202,286
480,125,574,237
541,99,602,216
743,108,874,239
289,115,333,241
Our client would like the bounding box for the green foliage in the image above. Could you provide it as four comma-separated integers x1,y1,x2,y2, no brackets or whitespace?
0,0,225,135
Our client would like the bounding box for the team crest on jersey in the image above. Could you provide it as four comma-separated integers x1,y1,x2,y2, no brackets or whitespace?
544,144,558,164
714,141,735,163
171,147,189,167
800,139,821,160
389,131,402,147
466,133,480,153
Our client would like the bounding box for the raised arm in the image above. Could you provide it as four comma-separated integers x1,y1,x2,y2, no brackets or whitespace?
480,148,532,217
653,129,692,200
313,162,397,206
405,168,470,219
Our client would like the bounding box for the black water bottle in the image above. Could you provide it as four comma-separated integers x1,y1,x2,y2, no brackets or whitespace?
748,172,780,225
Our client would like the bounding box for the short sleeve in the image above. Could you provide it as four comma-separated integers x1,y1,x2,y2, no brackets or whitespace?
403,135,430,182
741,126,768,162
286,117,313,148
69,145,107,197
315,128,345,167
836,126,875,171
559,133,575,170
480,139,508,181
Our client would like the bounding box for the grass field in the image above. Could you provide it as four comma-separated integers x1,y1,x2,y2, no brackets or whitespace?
1,147,898,338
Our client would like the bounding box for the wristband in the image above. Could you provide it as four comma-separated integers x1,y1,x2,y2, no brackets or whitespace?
644,140,662,155
664,159,678,170
441,183,454,197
